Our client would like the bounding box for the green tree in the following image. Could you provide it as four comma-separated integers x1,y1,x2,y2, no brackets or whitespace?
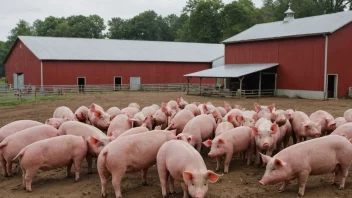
0,41,7,77
6,20,34,49
107,17,130,39
33,16,68,37
67,15,106,38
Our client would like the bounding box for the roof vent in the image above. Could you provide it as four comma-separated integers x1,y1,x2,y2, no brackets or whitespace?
283,2,295,23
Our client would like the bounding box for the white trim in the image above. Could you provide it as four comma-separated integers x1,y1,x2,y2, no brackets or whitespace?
276,89,324,100
77,77,86,85
327,74,338,98
323,35,329,99
40,61,43,89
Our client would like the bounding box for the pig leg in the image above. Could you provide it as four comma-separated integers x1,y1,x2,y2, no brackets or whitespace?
196,143,202,153
180,182,190,198
297,171,310,197
73,157,83,181
141,168,149,186
255,148,261,165
66,160,73,178
86,155,93,174
21,167,26,189
6,162,13,176
224,151,234,174
338,163,350,190
168,176,176,194
98,165,110,198
278,180,290,192
24,167,38,192
111,169,126,198
157,162,169,197
215,157,221,171
0,156,8,177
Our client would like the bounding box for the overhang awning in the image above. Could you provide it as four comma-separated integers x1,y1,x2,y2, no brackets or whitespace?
184,63,279,78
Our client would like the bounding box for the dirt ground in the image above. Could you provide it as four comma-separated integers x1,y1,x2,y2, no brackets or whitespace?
0,92,352,198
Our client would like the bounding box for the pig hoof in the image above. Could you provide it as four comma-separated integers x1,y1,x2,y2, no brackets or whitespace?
297,192,304,197
168,191,176,196
101,194,108,198
338,187,344,190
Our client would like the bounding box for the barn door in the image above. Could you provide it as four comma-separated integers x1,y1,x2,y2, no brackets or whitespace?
17,73,24,88
130,77,140,90
13,73,18,89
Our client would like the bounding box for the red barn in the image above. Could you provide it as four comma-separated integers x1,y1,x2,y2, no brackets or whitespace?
3,36,224,89
186,9,352,99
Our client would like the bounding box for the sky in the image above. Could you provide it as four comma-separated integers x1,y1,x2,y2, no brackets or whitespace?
0,0,263,41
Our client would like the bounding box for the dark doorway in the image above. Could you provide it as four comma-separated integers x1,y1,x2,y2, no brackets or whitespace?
78,77,85,93
327,75,337,98
114,77,122,90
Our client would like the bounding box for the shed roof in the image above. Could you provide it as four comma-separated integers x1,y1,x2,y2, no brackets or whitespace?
7,36,224,63
184,63,279,78
223,11,352,44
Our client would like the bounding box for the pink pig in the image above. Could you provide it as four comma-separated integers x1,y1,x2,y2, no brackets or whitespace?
176,96,189,109
121,106,140,118
157,140,221,198
291,111,321,143
0,125,59,176
203,126,256,173
153,105,169,130
116,126,149,139
97,130,176,198
335,117,347,128
224,101,232,112
177,114,216,152
222,109,243,127
130,112,154,130
53,106,76,121
75,106,89,123
241,110,258,127
128,103,140,110
215,122,234,137
254,103,275,118
45,118,67,129
166,110,195,134
259,135,352,197
344,109,352,122
107,114,133,140
0,120,43,143
216,107,227,117
88,103,111,131
184,104,201,116
106,107,121,120
14,135,88,192
309,110,336,135
330,122,352,139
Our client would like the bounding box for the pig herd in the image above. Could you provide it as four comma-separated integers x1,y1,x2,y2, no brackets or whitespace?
1,97,352,197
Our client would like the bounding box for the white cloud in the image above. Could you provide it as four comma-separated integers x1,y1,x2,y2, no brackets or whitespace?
0,0,263,41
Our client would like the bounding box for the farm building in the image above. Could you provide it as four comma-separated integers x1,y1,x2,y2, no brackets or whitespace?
3,36,224,90
185,9,352,99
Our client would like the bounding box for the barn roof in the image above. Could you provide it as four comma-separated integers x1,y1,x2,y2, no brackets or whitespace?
184,63,279,78
223,11,352,44
12,36,224,63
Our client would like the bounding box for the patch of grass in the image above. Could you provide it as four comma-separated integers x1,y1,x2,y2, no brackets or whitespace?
0,95,71,106
0,77,5,85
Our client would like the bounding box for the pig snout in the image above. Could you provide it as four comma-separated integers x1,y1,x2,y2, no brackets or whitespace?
208,152,215,158
262,143,270,149
259,177,269,185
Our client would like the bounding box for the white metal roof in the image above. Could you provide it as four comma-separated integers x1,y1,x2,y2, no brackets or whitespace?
184,63,279,78
223,11,352,44
16,36,224,63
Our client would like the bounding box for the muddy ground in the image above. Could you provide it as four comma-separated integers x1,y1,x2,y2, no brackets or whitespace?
0,92,352,198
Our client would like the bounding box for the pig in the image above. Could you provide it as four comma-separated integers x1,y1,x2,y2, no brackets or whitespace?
216,107,227,117
120,107,140,118
198,103,215,115
291,111,321,143
45,118,67,129
165,110,195,134
117,126,149,139
107,114,133,140
88,103,111,131
106,107,121,120
241,110,257,127
53,106,76,121
344,109,352,122
252,119,280,165
215,122,234,137
154,125,162,130
210,107,223,125
224,101,232,112
14,135,88,192
176,96,189,109
0,120,43,143
259,135,352,197
276,118,292,150
273,110,289,127
203,126,256,173
97,130,176,198
0,125,59,177
128,103,140,110
166,100,181,124
151,104,160,111
184,104,201,116
335,117,347,128
330,122,352,139
130,112,153,130
176,114,216,152
309,110,336,135
192,102,201,107
157,140,221,198
58,121,110,173
222,109,243,127
254,103,275,118
75,106,89,123
153,105,168,130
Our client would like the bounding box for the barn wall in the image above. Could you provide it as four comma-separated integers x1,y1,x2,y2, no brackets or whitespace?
42,61,215,85
225,36,325,92
328,22,352,97
5,40,41,85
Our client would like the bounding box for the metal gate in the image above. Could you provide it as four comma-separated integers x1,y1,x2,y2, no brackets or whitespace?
130,77,140,90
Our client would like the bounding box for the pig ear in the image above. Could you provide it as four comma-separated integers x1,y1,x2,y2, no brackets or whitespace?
250,126,259,136
236,115,244,123
218,138,225,144
176,98,181,105
254,103,261,112
270,124,279,134
268,104,275,112
274,158,287,166
224,101,231,112
90,104,96,112
90,136,99,145
284,113,290,120
349,138,352,143
206,170,221,183
187,135,193,142
235,105,243,110
302,121,308,127
161,105,167,113
94,110,102,118
228,115,234,122
203,139,212,147
270,113,277,121
203,104,208,111
259,152,272,164
253,114,259,121
183,171,193,182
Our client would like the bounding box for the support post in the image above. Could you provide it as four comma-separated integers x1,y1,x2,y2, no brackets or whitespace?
199,77,203,95
239,76,244,98
274,74,277,96
187,77,191,94
259,72,262,97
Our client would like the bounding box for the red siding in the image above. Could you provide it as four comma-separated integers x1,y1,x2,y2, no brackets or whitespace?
328,22,352,97
42,61,215,85
225,36,325,91
5,40,41,85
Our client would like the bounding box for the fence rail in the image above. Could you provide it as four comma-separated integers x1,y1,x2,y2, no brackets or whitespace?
187,86,275,98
